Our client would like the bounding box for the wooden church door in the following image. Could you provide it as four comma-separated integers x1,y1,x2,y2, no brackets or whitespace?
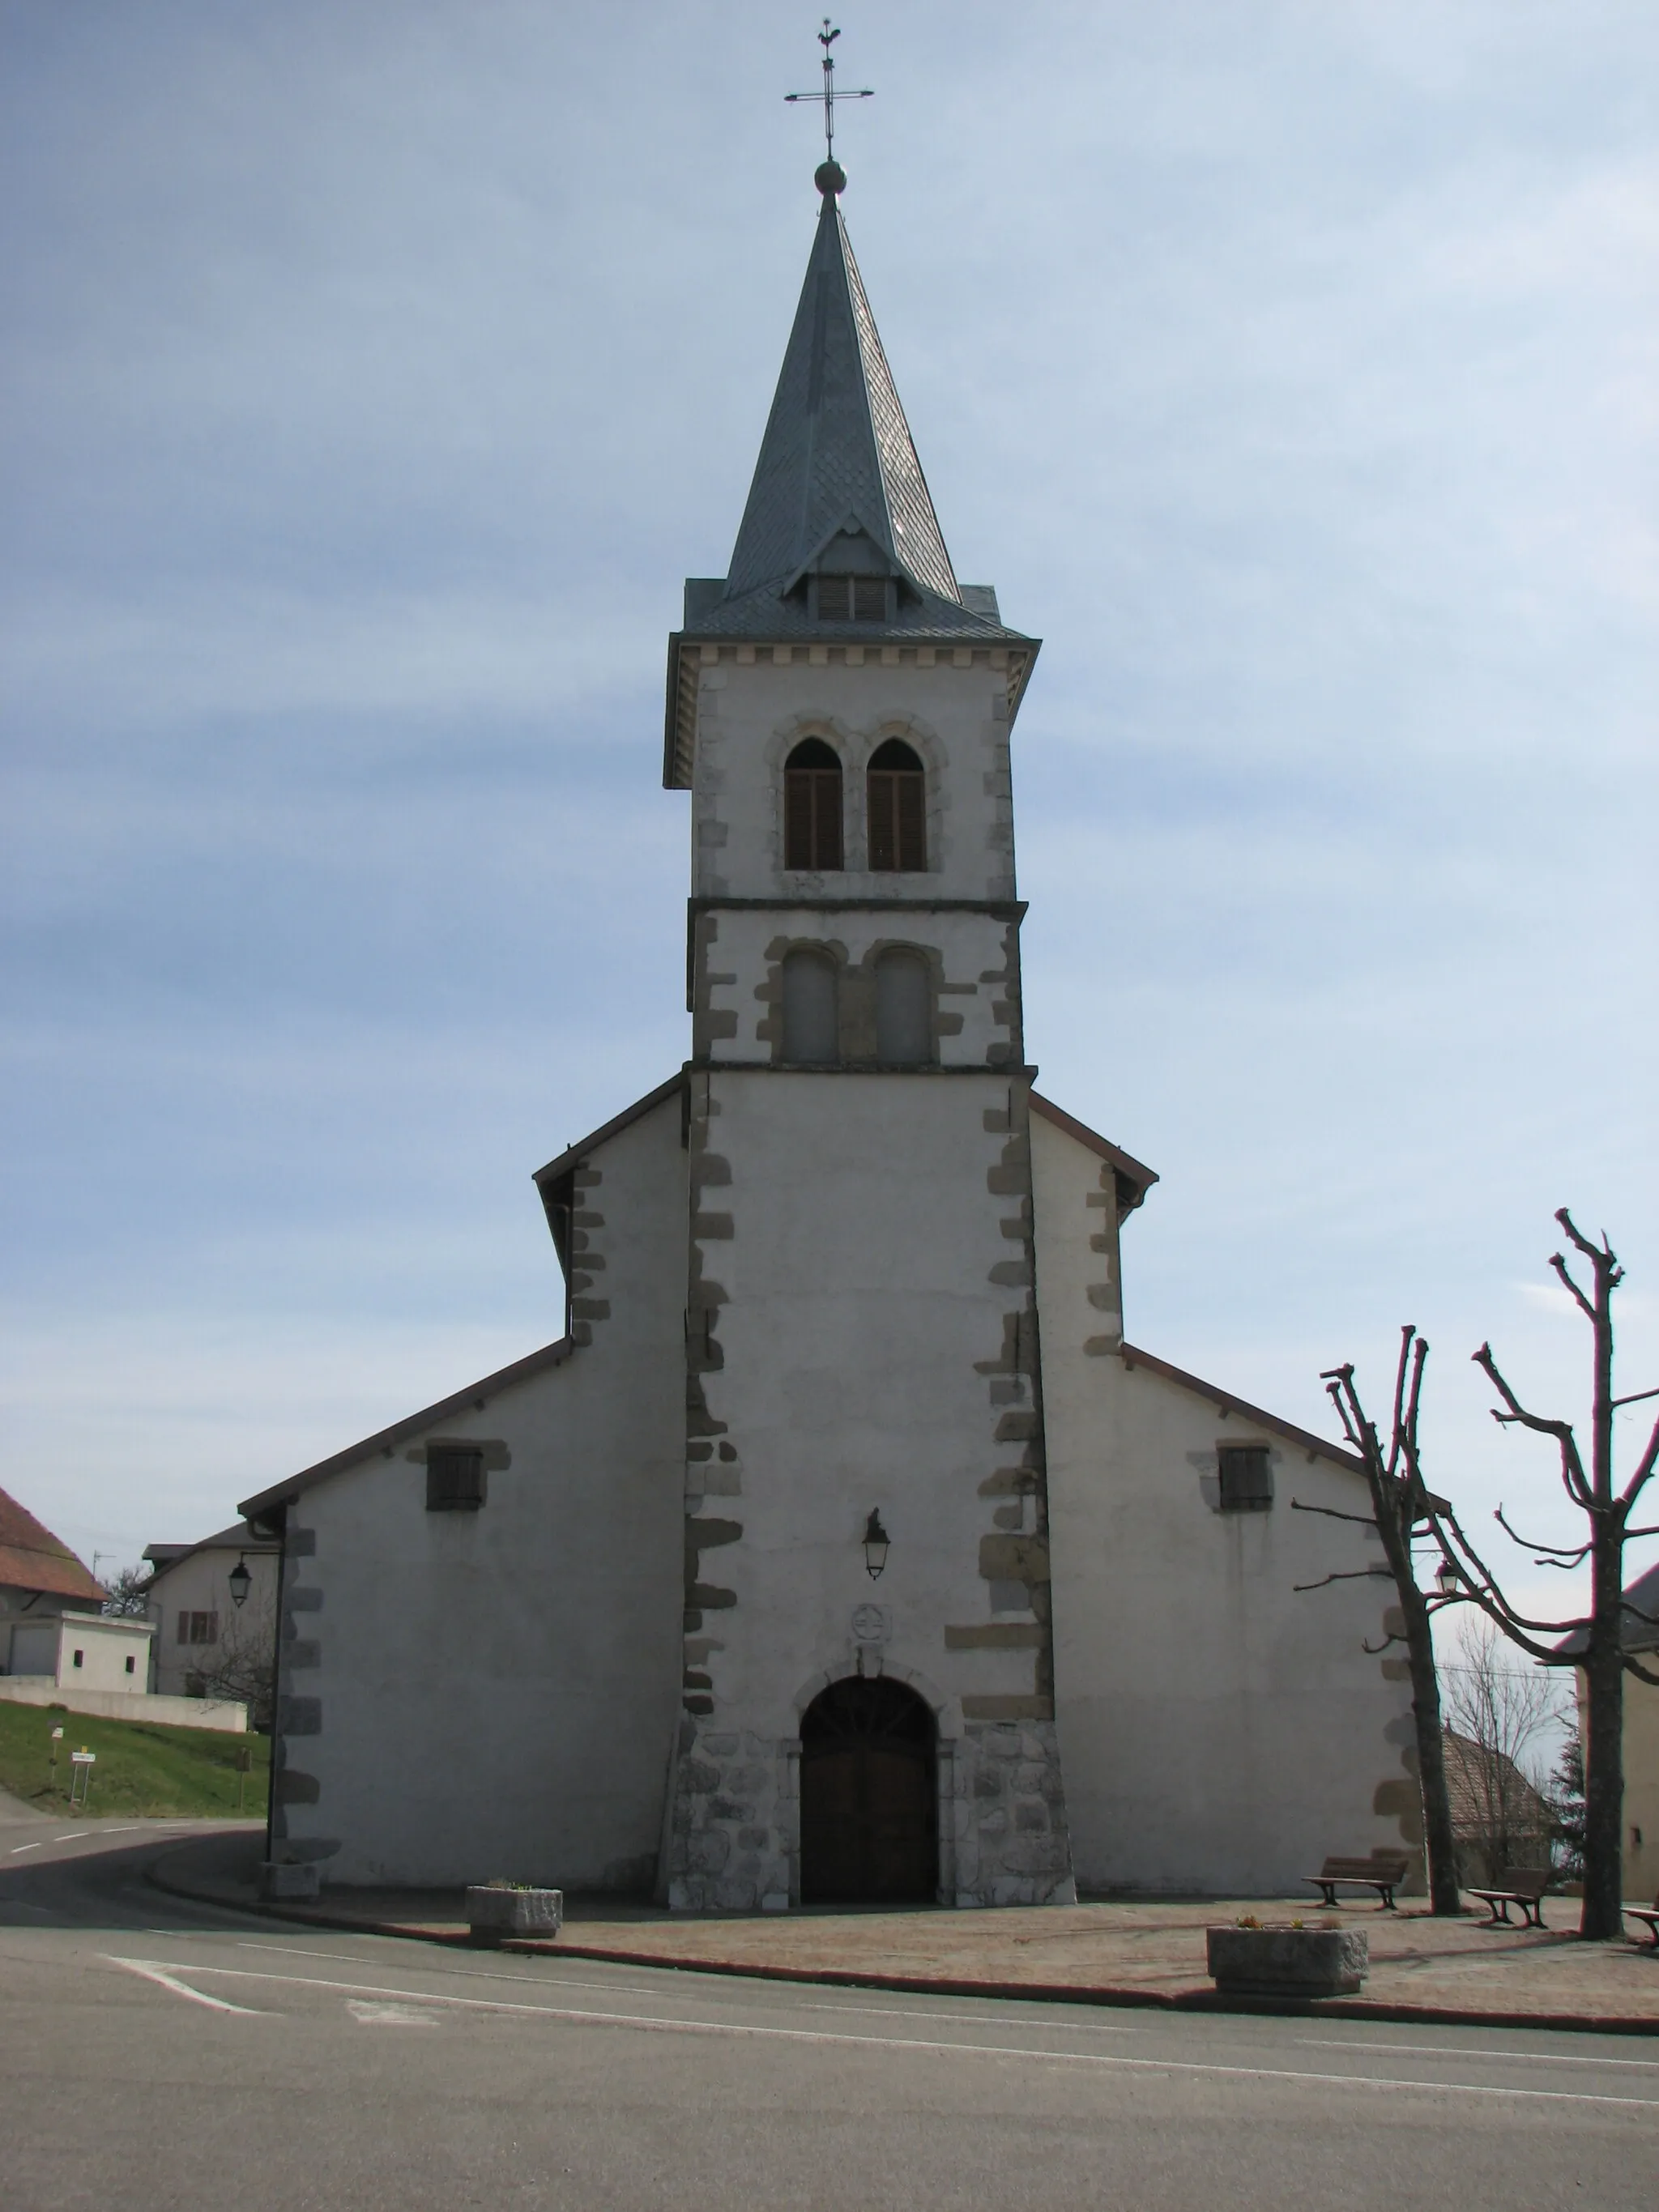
800,1677,937,1903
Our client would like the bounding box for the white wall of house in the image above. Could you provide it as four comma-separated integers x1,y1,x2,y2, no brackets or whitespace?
5,1611,155,1694
1032,1108,1418,1894
146,1548,279,1698
271,1088,689,1890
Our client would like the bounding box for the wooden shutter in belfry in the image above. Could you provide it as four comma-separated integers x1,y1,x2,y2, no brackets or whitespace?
787,769,842,869
895,769,925,869
786,766,816,868
868,769,924,872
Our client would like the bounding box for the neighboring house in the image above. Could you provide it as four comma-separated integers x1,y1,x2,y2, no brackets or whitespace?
143,1521,279,1714
241,156,1416,1906
5,1610,154,1695
0,1484,106,1642
1440,1728,1555,1886
1557,1560,1659,1907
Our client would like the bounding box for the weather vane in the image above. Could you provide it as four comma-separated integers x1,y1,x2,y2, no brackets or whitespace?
786,19,872,176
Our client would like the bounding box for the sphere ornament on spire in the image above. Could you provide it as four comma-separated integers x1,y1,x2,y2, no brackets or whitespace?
815,158,847,198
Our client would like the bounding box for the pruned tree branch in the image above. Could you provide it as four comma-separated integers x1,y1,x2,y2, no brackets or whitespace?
1292,1567,1392,1593
1473,1341,1594,1511
1290,1498,1380,1529
1360,1630,1405,1656
1493,1505,1590,1562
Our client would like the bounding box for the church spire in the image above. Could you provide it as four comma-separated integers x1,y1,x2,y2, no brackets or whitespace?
722,167,962,607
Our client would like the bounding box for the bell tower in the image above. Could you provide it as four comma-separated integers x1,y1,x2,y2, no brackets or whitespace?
659,156,1073,1911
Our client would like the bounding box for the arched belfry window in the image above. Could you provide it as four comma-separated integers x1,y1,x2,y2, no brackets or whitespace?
784,739,843,872
867,739,926,872
874,950,932,1066
781,949,840,1063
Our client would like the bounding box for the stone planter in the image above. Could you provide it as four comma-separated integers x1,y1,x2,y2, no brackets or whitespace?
465,1885,564,1947
258,1860,321,1902
1206,1924,1367,1999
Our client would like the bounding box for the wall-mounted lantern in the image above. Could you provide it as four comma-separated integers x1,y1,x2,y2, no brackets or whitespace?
228,1555,252,1609
862,1510,890,1581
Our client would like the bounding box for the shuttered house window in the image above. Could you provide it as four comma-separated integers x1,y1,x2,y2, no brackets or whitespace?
867,739,926,872
1217,1444,1273,1512
177,1610,219,1644
427,1443,487,1512
784,739,843,871
815,574,889,622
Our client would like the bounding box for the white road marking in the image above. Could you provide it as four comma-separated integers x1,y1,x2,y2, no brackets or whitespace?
99,1825,143,1835
103,1958,1659,2110
9,1843,43,1855
53,1833,95,1843
1299,2036,1659,2071
104,1958,267,2015
348,1999,440,2027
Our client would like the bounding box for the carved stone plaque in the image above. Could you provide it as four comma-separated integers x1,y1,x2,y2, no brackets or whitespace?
850,1603,889,1643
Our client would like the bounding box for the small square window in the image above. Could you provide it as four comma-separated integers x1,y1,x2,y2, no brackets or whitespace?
72,1648,84,1669
187,1610,218,1645
427,1443,487,1512
1218,1444,1273,1512
125,1655,136,1674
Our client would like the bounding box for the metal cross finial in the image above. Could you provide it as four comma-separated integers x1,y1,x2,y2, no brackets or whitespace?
785,18,872,164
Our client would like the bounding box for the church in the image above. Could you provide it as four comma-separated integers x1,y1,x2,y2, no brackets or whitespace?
241,155,1418,1909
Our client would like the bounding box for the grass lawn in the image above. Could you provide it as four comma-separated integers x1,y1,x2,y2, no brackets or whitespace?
0,1700,269,1819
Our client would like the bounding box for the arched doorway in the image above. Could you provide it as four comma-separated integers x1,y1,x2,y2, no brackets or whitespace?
800,1676,937,1904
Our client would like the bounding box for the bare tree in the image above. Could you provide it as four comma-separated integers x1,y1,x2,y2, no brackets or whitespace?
1298,1328,1462,1916
189,1606,276,1729
100,1565,151,1618
1439,1615,1565,1883
1422,1210,1659,1941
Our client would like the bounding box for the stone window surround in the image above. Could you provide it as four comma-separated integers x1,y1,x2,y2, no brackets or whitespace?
762,935,953,1068
762,714,948,881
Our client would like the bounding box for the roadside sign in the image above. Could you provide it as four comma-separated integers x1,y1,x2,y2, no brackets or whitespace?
68,1749,96,1808
70,1750,96,1764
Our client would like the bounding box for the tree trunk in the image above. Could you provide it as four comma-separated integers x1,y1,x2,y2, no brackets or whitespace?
1375,1503,1461,1916
1580,1532,1626,1940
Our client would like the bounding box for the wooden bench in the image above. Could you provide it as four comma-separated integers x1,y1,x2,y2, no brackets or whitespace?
1466,1868,1550,1929
1303,1852,1414,1910
1624,1896,1659,1950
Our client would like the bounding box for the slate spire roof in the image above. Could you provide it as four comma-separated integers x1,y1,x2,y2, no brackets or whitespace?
723,181,961,607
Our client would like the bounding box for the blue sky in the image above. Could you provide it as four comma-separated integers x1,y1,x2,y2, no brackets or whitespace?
2,1,1654,1635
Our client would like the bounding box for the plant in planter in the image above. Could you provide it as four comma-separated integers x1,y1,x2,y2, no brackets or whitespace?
1206,1920,1368,1999
465,1880,563,1947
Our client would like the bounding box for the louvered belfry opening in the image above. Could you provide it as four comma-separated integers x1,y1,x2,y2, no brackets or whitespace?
867,738,926,872
816,574,888,623
784,737,844,870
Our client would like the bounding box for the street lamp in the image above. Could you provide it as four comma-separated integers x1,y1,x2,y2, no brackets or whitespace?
1435,1558,1461,1597
862,1510,890,1581
228,1555,252,1609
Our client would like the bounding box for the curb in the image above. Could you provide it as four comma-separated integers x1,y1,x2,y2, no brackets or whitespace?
144,1849,1659,2039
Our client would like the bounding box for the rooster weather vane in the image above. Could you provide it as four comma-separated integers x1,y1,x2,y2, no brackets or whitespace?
786,19,872,186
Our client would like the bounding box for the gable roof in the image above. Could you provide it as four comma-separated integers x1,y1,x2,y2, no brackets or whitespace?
1117,1343,1364,1473
237,1336,577,1526
1029,1091,1159,1224
0,1485,106,1604
143,1519,280,1575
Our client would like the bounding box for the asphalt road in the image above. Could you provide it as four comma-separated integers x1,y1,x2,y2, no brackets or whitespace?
2,1795,1657,2211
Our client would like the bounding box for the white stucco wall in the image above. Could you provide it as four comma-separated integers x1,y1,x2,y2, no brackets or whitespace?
694,1069,1041,1731
10,1612,156,1694
1032,1106,1418,1894
271,1087,689,1890
685,650,1019,903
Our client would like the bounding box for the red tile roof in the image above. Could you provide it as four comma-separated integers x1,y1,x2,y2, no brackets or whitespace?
0,1485,106,1604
